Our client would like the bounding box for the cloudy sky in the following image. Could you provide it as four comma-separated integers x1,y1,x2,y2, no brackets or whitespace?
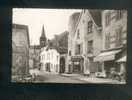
13,8,81,45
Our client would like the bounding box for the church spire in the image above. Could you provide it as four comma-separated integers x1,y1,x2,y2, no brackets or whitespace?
40,25,47,47
41,25,46,39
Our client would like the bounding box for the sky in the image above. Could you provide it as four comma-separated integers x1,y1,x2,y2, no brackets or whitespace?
13,8,81,45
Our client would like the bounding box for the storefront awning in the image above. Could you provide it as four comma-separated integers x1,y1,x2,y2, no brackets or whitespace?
94,50,121,62
116,56,126,62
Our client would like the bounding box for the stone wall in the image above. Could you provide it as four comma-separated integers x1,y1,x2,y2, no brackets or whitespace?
102,10,127,50
12,24,29,77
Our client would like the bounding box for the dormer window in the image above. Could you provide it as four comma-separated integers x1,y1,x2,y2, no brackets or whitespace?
88,21,93,33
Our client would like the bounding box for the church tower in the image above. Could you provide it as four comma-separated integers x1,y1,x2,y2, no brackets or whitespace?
40,25,47,47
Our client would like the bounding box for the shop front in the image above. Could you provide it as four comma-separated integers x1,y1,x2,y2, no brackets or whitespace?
116,47,127,81
71,56,84,74
94,49,121,78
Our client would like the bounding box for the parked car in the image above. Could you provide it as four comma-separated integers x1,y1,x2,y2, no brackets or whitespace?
95,71,106,78
84,70,90,76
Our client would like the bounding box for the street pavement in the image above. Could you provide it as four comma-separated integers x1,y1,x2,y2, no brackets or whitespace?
30,70,126,84
34,71,86,83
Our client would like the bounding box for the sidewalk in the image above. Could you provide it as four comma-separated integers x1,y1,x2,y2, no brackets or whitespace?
61,73,126,84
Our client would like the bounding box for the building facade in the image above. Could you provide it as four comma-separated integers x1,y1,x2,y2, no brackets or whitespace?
40,47,60,74
50,31,69,73
68,10,102,75
94,10,127,78
29,25,47,70
67,12,80,73
12,24,30,79
29,45,41,69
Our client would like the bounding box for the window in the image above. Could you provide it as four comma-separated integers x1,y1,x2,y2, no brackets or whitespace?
77,29,80,39
88,21,93,33
78,45,81,54
40,55,42,60
105,33,110,49
116,27,122,47
83,10,85,13
52,52,53,58
57,56,59,62
43,55,45,60
69,50,71,56
116,10,123,20
105,13,111,26
75,44,81,55
82,19,85,23
47,53,50,60
87,40,93,54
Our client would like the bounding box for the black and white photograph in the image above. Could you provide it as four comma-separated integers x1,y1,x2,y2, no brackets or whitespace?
12,8,127,84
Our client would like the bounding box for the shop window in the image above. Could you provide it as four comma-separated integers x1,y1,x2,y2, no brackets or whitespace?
88,21,93,33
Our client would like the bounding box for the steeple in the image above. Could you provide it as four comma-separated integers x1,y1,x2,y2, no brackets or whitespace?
40,25,47,47
41,25,46,39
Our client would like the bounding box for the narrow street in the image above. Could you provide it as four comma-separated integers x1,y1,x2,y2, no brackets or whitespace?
31,70,125,84
34,71,86,83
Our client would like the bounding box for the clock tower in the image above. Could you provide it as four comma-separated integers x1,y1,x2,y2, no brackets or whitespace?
40,25,47,47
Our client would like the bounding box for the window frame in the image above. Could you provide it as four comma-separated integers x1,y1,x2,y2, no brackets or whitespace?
87,40,93,54
87,20,93,33
77,29,80,39
105,33,111,49
105,12,111,26
116,10,123,20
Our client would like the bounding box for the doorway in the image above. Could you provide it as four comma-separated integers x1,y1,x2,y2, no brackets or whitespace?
60,57,65,73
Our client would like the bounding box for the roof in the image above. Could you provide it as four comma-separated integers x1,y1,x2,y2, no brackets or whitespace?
69,12,80,36
40,25,46,39
94,49,121,62
89,10,102,27
73,10,102,35
13,24,28,29
116,56,126,62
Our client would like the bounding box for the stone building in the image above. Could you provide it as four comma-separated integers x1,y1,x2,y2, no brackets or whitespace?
52,31,69,73
29,45,41,69
68,10,102,75
39,30,68,74
68,12,80,57
40,47,60,73
67,12,80,73
29,25,47,70
12,24,30,80
94,10,127,78
40,25,47,47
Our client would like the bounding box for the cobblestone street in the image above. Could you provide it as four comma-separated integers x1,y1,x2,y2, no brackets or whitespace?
33,71,85,83
31,70,125,84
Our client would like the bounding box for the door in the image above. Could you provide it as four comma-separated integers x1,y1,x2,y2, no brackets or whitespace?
60,57,65,73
